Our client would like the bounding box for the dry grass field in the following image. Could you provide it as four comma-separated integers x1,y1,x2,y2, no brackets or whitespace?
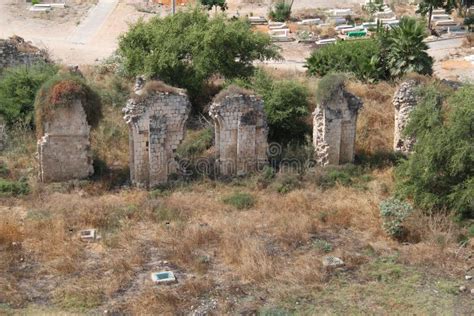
1,69,473,314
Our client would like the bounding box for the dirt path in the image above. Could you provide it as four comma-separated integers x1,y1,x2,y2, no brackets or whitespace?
69,0,119,45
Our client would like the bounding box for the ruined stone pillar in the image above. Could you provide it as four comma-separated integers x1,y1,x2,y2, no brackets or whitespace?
123,79,190,188
393,80,419,154
313,88,362,166
209,86,268,176
37,99,93,182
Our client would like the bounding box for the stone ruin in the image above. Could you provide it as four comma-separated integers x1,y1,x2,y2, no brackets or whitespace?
123,78,191,188
393,80,419,154
37,96,94,183
313,87,363,166
0,36,49,70
209,86,268,176
0,117,5,152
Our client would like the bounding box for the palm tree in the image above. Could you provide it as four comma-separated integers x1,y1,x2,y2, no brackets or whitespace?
384,17,433,77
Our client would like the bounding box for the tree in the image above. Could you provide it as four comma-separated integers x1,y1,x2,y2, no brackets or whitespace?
118,9,279,109
379,17,433,78
395,84,474,219
416,0,457,30
0,62,57,128
200,0,227,12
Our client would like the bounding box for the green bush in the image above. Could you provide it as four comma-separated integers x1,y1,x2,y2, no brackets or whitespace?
312,239,333,253
315,73,346,104
272,173,301,194
379,198,413,238
0,178,29,196
234,70,310,144
395,84,474,219
0,63,57,127
269,1,291,22
118,9,278,109
222,192,256,209
306,17,432,81
306,40,380,81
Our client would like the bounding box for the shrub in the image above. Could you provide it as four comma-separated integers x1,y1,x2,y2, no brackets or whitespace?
222,192,256,210
306,40,380,81
379,198,413,238
176,127,213,159
315,73,346,104
0,63,58,127
34,73,102,137
118,9,278,109
272,173,301,194
312,239,333,253
269,1,291,22
234,70,310,144
0,178,29,196
395,84,474,219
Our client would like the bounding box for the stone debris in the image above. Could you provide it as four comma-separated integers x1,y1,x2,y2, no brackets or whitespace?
393,80,419,154
466,275,473,281
209,87,268,176
123,77,191,188
151,271,176,284
459,285,467,292
79,229,101,242
37,98,94,182
0,36,49,70
313,87,362,165
322,256,344,268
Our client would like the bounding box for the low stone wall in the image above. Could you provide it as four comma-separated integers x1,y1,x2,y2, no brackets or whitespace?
0,36,48,70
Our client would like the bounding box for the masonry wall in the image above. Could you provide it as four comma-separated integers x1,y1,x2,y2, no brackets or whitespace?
393,80,419,154
0,36,48,70
37,99,93,182
209,94,268,176
313,89,362,166
123,82,190,188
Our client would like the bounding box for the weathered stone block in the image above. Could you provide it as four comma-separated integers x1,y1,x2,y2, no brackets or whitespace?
209,86,268,176
123,78,190,188
313,88,362,165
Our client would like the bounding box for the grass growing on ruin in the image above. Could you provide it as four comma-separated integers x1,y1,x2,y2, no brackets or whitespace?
1,70,472,314
34,72,102,136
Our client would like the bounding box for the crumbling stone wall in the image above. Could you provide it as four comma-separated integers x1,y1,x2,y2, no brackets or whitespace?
123,79,191,188
393,80,419,154
209,89,268,176
313,88,362,165
37,99,93,182
0,36,48,70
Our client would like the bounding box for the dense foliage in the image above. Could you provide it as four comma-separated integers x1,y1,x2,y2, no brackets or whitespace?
306,17,432,81
118,9,278,107
379,197,413,238
0,63,57,127
376,17,433,78
395,84,474,219
315,73,347,104
306,40,379,81
233,70,310,144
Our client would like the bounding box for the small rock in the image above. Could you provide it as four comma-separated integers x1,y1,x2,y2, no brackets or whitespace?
471,288,474,295
459,285,467,292
322,256,344,268
465,275,473,280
